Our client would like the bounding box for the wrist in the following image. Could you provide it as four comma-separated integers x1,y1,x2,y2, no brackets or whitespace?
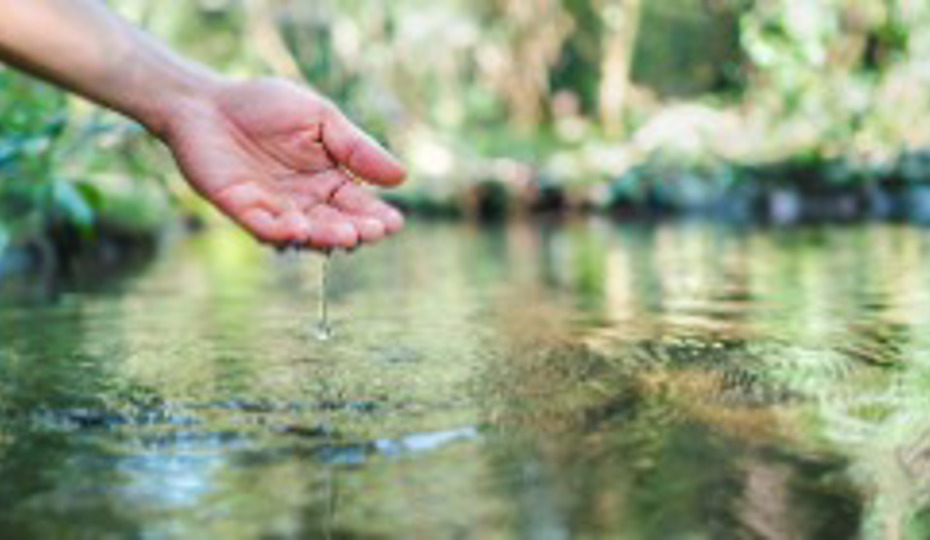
126,55,229,141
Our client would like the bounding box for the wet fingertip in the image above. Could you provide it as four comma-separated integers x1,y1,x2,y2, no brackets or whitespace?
356,217,386,243
381,159,408,186
334,222,359,248
311,223,357,250
384,207,406,233
241,208,288,245
279,212,311,243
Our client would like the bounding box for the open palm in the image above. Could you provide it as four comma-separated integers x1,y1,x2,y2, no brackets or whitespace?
164,78,406,249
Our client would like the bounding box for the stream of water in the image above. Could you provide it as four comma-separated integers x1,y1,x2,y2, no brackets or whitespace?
316,251,334,342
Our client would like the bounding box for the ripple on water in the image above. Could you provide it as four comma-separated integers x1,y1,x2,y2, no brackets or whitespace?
5,222,930,538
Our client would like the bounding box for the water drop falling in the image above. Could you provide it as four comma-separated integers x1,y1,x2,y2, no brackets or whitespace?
316,250,335,341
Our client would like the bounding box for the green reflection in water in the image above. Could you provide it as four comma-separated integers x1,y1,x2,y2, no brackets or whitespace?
2,221,930,538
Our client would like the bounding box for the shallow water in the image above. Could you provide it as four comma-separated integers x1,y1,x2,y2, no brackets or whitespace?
3,220,930,539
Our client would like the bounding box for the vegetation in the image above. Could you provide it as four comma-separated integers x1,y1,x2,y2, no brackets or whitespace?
0,70,173,277
281,0,930,215
3,0,930,257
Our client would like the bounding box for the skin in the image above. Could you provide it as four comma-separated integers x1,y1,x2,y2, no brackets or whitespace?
0,0,406,249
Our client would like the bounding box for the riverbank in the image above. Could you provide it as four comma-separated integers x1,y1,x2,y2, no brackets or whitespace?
389,149,930,225
7,148,930,283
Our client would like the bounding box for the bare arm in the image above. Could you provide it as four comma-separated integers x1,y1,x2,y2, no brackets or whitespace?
0,0,406,249
0,0,221,136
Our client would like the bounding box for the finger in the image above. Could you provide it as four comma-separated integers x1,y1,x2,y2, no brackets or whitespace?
279,209,313,243
210,182,294,244
239,208,289,244
306,205,359,249
345,214,387,244
331,181,406,234
322,107,407,186
213,181,284,215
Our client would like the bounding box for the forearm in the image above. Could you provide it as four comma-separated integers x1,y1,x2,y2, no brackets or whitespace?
0,0,223,136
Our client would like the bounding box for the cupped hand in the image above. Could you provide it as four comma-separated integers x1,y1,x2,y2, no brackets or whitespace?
162,78,407,249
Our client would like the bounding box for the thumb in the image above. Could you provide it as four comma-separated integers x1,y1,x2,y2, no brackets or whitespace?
322,106,407,186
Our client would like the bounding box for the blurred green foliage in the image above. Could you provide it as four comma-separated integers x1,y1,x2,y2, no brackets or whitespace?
738,1,922,155
0,68,169,252
0,73,90,236
3,0,930,248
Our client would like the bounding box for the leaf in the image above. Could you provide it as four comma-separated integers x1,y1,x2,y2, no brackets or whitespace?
50,178,94,228
74,181,105,211
0,224,8,257
42,113,68,139
0,142,15,169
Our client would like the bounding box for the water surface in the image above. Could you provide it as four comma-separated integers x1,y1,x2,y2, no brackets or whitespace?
2,220,930,539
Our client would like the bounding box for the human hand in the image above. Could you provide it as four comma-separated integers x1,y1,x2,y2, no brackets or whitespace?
161,78,406,249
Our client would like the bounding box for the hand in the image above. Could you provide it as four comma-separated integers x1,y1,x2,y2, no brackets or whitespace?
161,78,407,249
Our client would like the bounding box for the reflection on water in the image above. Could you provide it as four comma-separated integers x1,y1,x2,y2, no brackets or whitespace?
3,220,930,538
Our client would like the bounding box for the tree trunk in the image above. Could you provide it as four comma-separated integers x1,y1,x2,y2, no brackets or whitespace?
598,0,642,138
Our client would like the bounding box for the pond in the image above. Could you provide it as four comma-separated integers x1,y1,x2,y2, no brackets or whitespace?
2,219,930,539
